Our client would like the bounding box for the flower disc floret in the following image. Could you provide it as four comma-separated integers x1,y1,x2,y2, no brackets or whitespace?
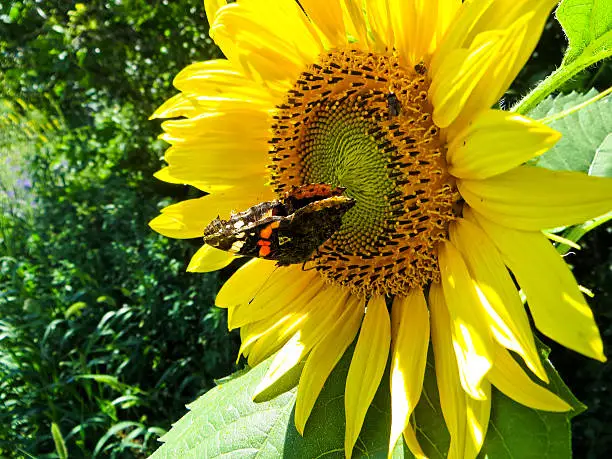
269,49,458,295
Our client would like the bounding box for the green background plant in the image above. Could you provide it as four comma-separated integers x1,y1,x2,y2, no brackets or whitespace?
1,0,611,457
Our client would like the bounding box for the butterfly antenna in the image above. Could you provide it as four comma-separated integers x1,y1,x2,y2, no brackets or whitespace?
248,265,280,304
301,259,318,271
302,247,321,271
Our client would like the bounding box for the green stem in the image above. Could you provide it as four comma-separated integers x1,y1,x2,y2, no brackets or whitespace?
538,85,612,124
556,212,612,256
512,53,605,115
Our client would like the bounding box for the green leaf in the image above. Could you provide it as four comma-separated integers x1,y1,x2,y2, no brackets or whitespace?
282,347,404,458
412,348,580,459
513,0,612,114
8,2,22,23
51,422,68,459
151,343,579,459
557,0,612,66
528,90,612,172
64,301,87,319
94,421,144,456
149,357,299,459
150,346,400,459
589,133,612,177
480,350,584,459
412,361,449,459
556,211,612,255
74,374,143,394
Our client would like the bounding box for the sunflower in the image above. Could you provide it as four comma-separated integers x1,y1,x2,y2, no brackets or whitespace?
150,0,612,457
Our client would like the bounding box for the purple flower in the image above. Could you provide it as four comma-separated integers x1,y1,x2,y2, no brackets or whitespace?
16,178,33,190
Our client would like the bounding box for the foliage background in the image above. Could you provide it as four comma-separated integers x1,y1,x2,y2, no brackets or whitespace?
0,1,610,458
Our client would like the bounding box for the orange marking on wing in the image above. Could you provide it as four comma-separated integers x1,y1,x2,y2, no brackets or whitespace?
257,239,271,246
271,221,281,229
260,224,273,239
259,245,271,257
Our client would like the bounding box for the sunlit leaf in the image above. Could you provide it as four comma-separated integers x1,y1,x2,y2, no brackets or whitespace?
479,349,583,459
151,342,579,458
149,358,299,458
528,90,612,172
513,0,612,113
51,423,68,459
556,0,612,66
589,133,612,178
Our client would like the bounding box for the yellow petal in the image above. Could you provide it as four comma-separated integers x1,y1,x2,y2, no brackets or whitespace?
433,0,462,52
447,110,561,180
468,208,605,361
211,1,322,90
340,0,369,47
431,17,530,129
389,290,429,457
157,104,273,192
493,1,560,101
365,0,393,52
203,0,227,27
172,59,276,105
215,258,278,307
429,283,467,459
430,283,491,459
149,93,197,120
459,166,612,231
391,0,459,65
149,193,258,239
253,332,305,400
345,295,391,457
431,0,558,129
431,0,557,80
295,294,365,434
450,218,547,382
155,163,271,195
153,166,190,185
229,267,321,329
186,244,237,272
488,344,571,412
163,142,269,185
430,0,494,75
246,283,348,366
237,283,319,358
244,313,309,367
160,110,269,145
402,425,427,459
299,0,347,48
463,382,491,459
438,241,493,399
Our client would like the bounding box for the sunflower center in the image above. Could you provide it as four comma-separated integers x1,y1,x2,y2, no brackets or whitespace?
268,49,459,296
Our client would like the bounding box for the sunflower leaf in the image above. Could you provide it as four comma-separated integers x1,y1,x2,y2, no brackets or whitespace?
283,344,406,458
149,359,298,458
512,0,612,114
150,340,582,459
528,90,612,172
414,351,580,459
479,351,584,459
149,347,400,459
589,133,612,177
556,0,612,66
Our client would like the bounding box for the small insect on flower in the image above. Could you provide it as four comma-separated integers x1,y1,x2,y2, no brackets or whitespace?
386,92,401,118
203,184,355,266
414,62,427,75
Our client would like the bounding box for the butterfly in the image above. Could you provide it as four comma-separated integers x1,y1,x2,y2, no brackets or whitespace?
203,184,355,266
